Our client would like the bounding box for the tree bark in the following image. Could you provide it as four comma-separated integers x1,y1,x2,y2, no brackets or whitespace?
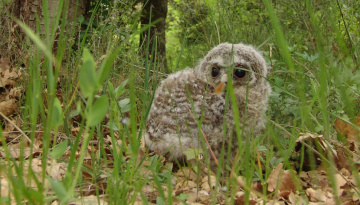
17,0,87,55
1,0,88,62
19,0,87,34
0,0,21,58
140,0,169,73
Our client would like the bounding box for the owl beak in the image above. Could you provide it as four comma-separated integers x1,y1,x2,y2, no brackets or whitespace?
214,74,228,94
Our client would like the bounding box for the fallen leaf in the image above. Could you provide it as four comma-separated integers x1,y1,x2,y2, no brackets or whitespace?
8,86,23,98
267,163,283,192
306,188,329,202
288,192,305,205
200,175,216,192
3,68,21,79
0,56,11,73
73,195,108,205
234,193,257,205
267,163,297,198
334,116,360,144
5,142,32,159
175,167,198,181
237,175,246,189
0,99,17,116
47,159,67,181
1,177,11,198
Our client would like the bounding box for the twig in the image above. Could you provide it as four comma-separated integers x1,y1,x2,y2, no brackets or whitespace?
335,0,358,70
119,58,168,77
230,151,239,178
269,115,360,195
0,111,39,149
186,106,219,166
64,81,80,114
214,21,221,45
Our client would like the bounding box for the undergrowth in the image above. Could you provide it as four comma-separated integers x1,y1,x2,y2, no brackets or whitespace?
0,0,359,204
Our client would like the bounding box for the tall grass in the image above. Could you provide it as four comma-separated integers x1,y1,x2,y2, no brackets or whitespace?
0,0,359,204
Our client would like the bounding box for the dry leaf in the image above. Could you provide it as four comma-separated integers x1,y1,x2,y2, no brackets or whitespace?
267,163,283,192
294,133,338,170
267,163,297,198
3,119,15,133
200,175,216,192
73,195,108,205
184,189,198,203
0,68,21,88
237,175,246,189
175,167,198,181
5,142,33,159
141,184,155,194
296,133,324,143
47,160,66,181
334,116,360,144
30,158,45,173
0,56,11,73
3,68,21,79
288,192,305,205
95,55,107,66
234,193,257,205
0,77,15,88
8,86,22,98
279,170,297,192
71,127,81,136
350,188,360,201
306,188,326,202
1,177,11,197
0,99,17,116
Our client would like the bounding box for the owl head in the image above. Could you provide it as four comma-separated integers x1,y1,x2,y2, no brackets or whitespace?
197,43,269,93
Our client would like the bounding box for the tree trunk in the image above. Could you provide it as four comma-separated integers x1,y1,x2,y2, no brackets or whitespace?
0,0,21,59
20,0,87,34
140,0,169,73
1,0,87,58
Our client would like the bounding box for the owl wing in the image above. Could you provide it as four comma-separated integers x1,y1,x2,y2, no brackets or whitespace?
144,69,226,159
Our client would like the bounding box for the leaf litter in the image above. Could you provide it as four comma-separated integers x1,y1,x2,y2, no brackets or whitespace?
1,56,360,204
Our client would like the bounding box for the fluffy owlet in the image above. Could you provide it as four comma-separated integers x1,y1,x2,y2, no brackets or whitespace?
144,43,271,170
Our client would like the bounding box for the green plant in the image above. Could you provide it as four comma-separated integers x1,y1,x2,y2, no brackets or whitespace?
1,0,360,204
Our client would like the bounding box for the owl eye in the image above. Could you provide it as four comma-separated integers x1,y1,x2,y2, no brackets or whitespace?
234,69,247,79
211,66,220,78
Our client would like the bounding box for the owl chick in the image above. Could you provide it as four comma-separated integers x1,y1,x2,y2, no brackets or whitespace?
144,43,271,170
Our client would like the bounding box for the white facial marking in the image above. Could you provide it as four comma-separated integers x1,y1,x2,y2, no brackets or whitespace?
221,74,228,83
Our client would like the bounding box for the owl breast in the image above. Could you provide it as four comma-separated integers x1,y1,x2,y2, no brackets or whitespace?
144,69,231,160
